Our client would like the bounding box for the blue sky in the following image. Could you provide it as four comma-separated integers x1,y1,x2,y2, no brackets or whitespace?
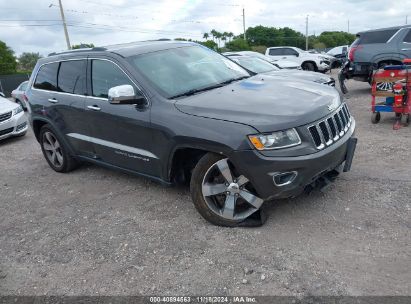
0,0,410,55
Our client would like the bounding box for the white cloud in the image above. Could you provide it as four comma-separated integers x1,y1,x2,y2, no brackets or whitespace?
1,0,411,56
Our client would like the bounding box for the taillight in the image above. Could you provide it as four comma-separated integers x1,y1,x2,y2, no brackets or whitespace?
348,45,362,62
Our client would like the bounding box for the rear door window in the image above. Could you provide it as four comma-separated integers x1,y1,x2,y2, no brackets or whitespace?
33,63,59,91
283,48,299,56
359,29,398,44
269,48,283,56
57,60,87,95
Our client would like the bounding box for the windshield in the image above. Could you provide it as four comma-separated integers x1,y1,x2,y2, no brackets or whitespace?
128,45,250,98
233,56,278,73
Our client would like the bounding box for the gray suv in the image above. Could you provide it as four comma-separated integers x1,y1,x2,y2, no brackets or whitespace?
26,41,357,226
341,25,411,83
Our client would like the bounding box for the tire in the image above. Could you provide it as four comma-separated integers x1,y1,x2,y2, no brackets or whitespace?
302,62,315,71
39,124,79,173
371,112,381,124
190,153,264,227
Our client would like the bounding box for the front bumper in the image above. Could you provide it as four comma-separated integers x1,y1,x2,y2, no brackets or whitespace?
230,120,356,200
317,62,331,72
0,111,28,140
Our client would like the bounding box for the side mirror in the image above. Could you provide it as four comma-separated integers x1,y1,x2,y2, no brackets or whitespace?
0,92,5,98
108,85,146,106
295,53,299,57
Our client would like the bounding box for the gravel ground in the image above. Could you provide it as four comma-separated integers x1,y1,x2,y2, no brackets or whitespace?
0,72,410,296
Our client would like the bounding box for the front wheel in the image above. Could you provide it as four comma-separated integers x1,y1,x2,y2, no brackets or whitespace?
302,62,315,71
190,153,264,227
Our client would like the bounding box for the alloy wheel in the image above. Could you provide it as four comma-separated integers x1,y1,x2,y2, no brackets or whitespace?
201,158,264,221
43,131,64,168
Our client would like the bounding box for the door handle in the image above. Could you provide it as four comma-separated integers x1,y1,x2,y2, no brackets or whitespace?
282,57,287,59
87,105,101,111
48,98,58,103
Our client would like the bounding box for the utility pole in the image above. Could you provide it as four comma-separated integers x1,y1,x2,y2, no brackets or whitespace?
58,0,71,49
348,19,350,33
305,15,309,51
406,15,408,25
242,7,246,40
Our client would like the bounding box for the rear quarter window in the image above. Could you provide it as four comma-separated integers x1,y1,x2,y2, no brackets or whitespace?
268,48,283,56
358,29,398,44
33,62,59,91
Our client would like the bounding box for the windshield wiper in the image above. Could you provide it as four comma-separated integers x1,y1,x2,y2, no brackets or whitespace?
170,76,250,99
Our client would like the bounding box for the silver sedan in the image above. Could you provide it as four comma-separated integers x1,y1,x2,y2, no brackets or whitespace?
11,80,29,110
0,94,28,140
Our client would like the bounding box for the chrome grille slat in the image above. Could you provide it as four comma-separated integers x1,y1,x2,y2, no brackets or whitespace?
0,111,12,123
308,104,352,150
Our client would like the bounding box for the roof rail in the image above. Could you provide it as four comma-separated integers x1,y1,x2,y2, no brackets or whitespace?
48,46,107,57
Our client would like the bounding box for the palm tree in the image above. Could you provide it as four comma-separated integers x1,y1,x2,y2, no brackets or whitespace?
215,31,222,48
221,35,227,46
227,32,234,42
210,29,218,43
203,33,209,41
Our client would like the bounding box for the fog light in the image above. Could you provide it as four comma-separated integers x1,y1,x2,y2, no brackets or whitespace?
273,171,297,186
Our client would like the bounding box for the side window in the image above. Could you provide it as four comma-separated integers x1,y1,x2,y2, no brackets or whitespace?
33,63,59,91
360,29,398,44
269,48,283,56
403,30,411,43
283,48,298,56
92,60,139,99
20,82,28,91
57,60,86,95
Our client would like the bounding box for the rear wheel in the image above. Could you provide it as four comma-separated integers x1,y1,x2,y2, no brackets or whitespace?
371,112,381,124
302,62,315,71
190,153,264,227
39,125,79,173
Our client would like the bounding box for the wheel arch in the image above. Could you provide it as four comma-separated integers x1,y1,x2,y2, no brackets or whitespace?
302,60,318,71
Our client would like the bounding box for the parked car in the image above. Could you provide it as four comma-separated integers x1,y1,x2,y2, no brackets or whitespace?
341,26,411,83
265,46,331,72
327,45,348,68
11,81,29,110
224,51,301,70
224,54,335,86
26,41,356,226
0,94,28,140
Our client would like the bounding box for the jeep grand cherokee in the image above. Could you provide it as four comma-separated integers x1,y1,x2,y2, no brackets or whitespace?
26,41,357,226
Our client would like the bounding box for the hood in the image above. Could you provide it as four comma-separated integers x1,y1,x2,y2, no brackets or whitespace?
0,96,18,113
174,75,341,132
263,70,332,84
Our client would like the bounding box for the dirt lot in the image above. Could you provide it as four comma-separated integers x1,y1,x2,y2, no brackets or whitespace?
0,72,410,296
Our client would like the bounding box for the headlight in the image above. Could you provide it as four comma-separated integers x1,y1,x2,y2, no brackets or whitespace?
12,106,23,116
248,128,301,150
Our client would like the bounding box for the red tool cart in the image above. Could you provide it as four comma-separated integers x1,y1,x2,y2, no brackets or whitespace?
371,59,411,130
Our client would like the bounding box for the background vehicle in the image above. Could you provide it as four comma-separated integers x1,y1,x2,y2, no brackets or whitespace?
27,41,355,227
224,51,301,70
343,26,411,82
265,46,330,72
11,81,29,110
225,54,335,86
327,45,348,68
0,94,28,140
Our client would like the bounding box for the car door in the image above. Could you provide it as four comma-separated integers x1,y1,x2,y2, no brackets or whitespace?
398,28,411,59
55,59,95,157
281,48,300,63
85,58,156,176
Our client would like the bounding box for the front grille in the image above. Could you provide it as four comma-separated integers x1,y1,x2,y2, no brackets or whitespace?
0,111,12,123
308,104,352,150
0,127,14,136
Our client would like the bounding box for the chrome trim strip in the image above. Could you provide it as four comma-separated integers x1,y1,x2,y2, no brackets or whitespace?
67,133,158,159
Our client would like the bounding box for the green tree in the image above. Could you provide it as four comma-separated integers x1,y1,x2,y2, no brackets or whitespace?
198,40,218,50
245,26,306,49
71,43,95,49
0,40,17,75
225,38,250,51
18,52,42,71
317,31,356,48
203,33,209,40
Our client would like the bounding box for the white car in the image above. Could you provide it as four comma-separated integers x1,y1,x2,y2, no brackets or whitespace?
265,46,331,72
0,92,28,140
224,51,301,70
